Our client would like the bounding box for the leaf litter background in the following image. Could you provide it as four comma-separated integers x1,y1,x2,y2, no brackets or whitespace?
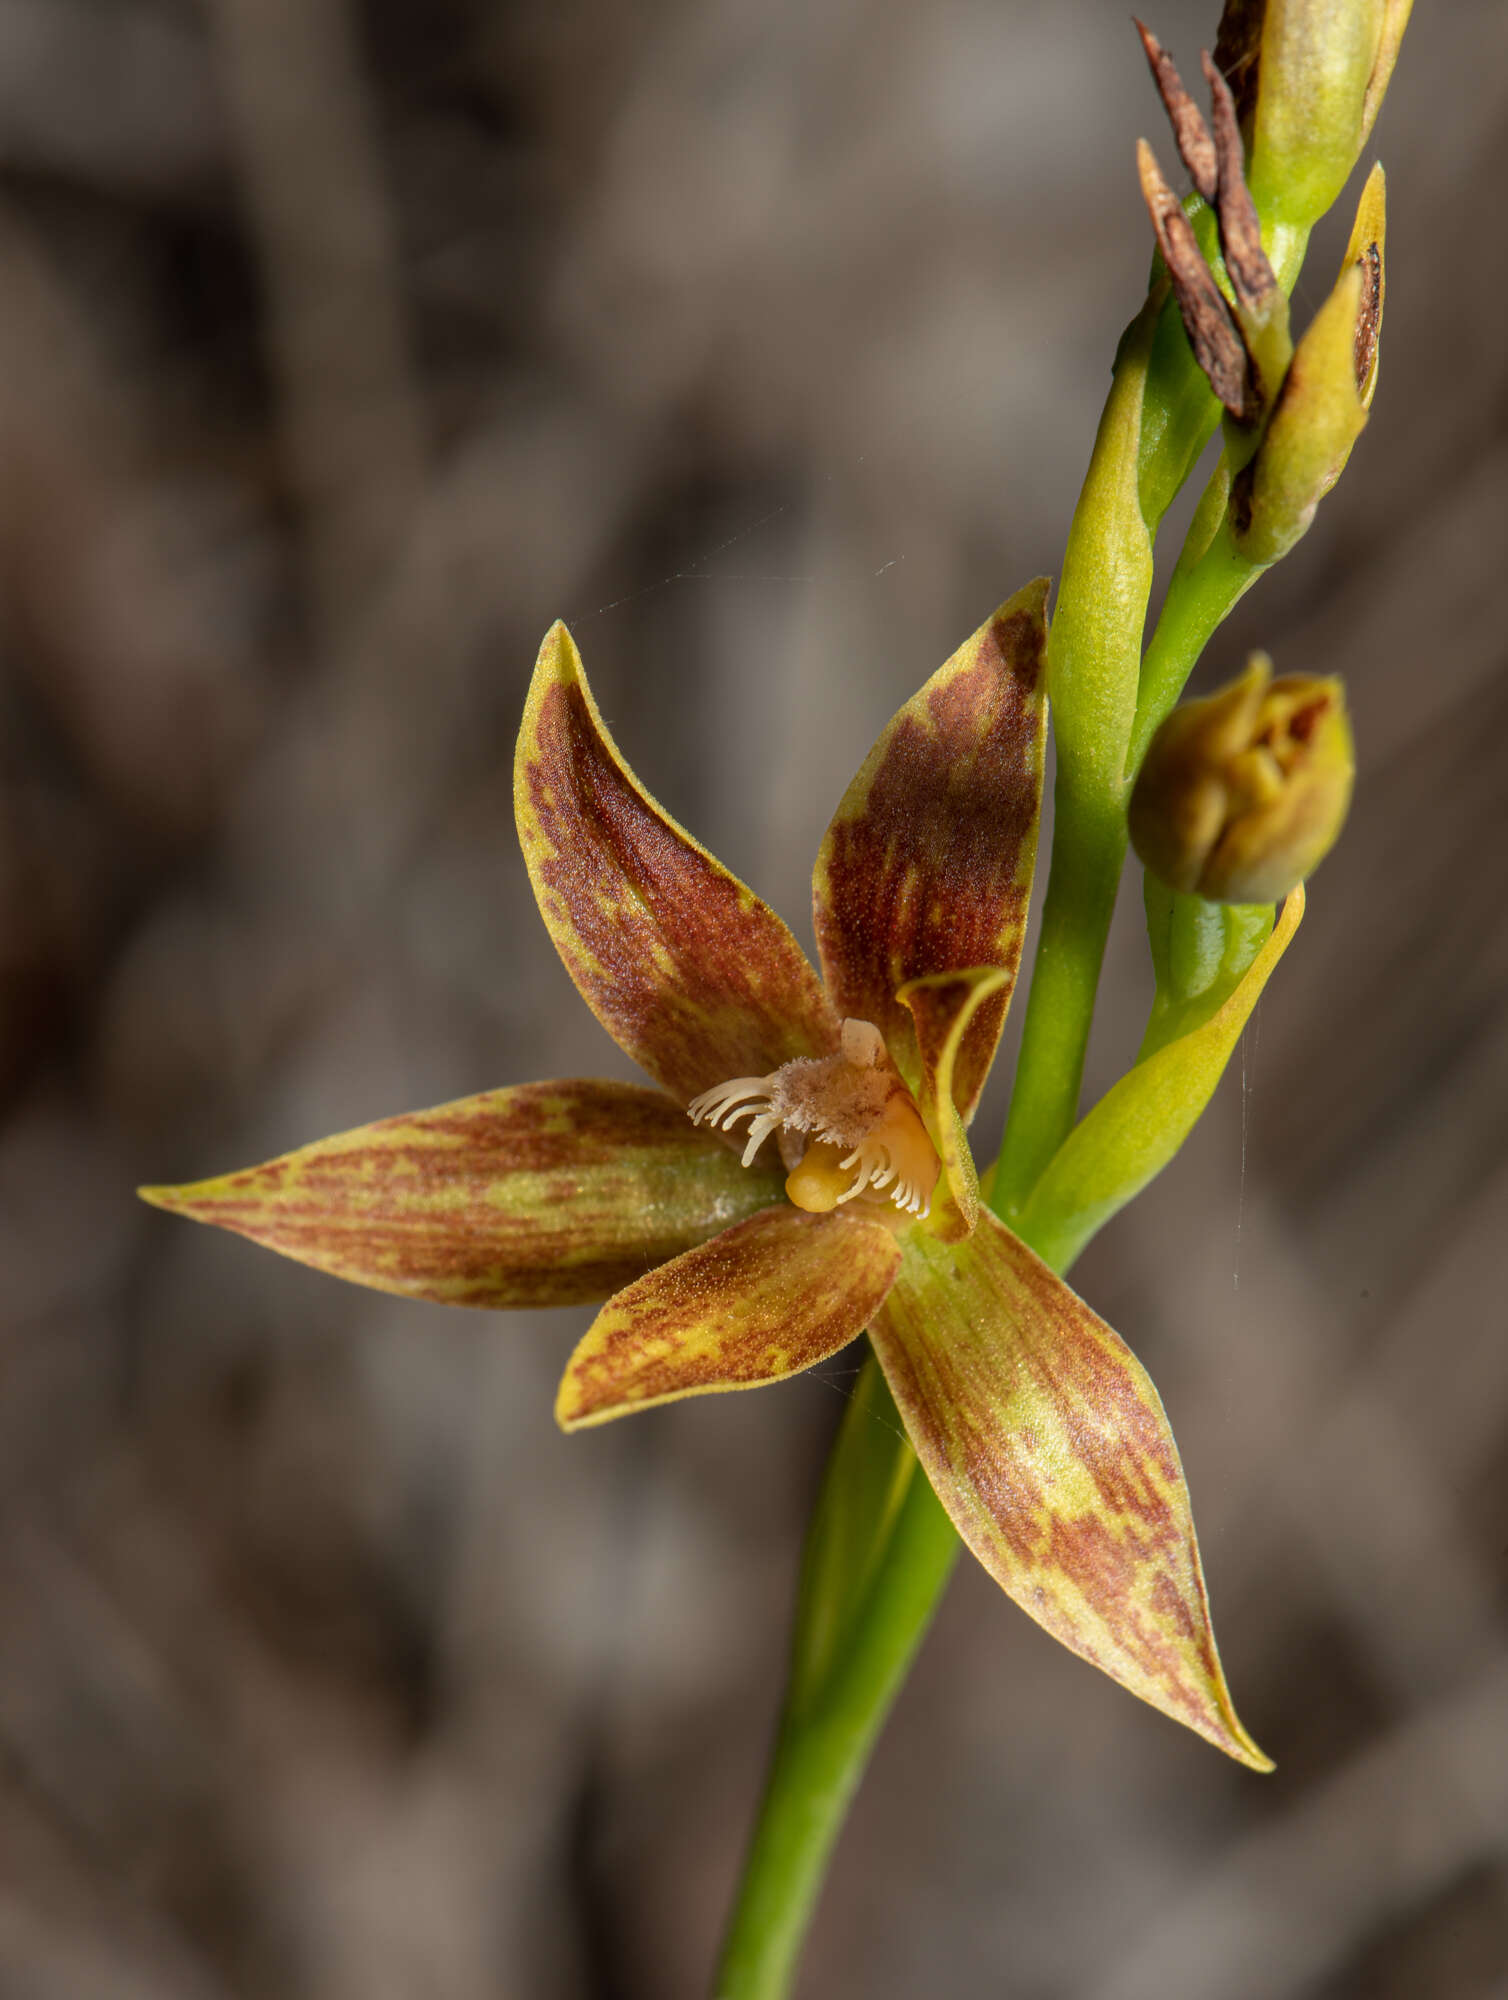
2,1,1506,1995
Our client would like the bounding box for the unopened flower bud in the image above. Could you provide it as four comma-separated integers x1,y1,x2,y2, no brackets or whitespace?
1129,655,1354,903
1136,25,1288,422
1232,0,1397,232
1230,165,1385,563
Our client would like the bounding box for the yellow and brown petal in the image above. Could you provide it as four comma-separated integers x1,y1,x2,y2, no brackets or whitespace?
870,1209,1269,1768
516,622,841,1113
139,1080,785,1309
813,579,1049,1125
556,1204,903,1427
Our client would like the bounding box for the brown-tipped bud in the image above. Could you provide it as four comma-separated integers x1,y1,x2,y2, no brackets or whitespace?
1136,21,1219,202
1137,138,1252,420
1200,48,1290,400
1129,655,1354,903
1135,26,1284,420
1230,167,1384,563
1231,263,1367,561
1200,52,1273,323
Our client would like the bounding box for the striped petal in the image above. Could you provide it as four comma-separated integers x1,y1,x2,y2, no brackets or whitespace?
871,1211,1269,1768
138,1081,785,1309
556,1205,901,1428
812,580,1049,1121
516,622,839,1107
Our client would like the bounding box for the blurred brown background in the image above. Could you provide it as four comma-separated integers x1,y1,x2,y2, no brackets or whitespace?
1,1,1504,1995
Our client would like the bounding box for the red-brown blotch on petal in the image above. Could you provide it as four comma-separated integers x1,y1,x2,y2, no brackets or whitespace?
516,623,840,1111
556,1205,903,1428
138,1081,785,1309
870,1210,1271,1768
812,580,1049,1124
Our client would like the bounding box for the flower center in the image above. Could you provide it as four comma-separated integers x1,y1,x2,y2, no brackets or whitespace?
687,1018,941,1219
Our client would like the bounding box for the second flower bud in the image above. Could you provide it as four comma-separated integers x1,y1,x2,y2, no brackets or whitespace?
1129,655,1354,902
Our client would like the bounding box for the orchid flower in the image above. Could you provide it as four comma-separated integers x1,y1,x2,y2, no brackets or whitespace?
144,579,1265,1768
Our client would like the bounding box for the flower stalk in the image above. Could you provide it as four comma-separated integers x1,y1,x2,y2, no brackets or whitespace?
714,1359,957,2000
719,8,1406,1985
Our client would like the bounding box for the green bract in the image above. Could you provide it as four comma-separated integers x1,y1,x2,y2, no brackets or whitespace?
1016,886,1301,1274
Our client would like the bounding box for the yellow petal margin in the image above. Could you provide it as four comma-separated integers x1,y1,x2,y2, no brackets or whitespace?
516,622,840,1108
139,1081,786,1309
812,579,1049,1122
1016,886,1303,1272
871,1212,1270,1768
896,966,1014,1243
557,1207,901,1429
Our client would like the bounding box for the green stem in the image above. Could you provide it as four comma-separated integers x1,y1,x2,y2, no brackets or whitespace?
1127,517,1265,779
711,188,1319,2000
989,300,1161,1219
990,796,1127,1221
713,1368,960,1999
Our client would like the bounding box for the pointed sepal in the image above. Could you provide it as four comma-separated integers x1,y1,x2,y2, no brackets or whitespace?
138,1081,786,1309
515,622,839,1108
871,1213,1270,1768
